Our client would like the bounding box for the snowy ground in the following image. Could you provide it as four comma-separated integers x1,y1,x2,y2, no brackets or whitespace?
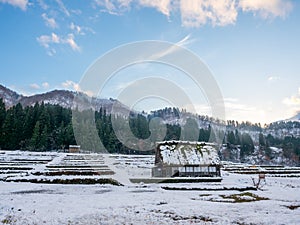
0,151,299,225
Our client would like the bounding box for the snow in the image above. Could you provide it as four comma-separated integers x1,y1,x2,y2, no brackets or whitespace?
158,141,220,165
0,150,300,224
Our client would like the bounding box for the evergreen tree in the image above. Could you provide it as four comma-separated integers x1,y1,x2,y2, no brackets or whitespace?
227,131,236,145
259,132,266,147
235,129,241,145
0,98,5,127
30,121,41,151
240,133,254,159
182,118,199,141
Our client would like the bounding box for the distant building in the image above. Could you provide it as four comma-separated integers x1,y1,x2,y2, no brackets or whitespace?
69,145,80,153
152,141,221,177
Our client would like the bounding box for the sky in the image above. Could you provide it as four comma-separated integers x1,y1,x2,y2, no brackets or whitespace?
0,0,299,124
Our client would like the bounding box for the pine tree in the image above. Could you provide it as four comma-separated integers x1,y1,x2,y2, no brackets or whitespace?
227,131,236,145
0,98,5,128
259,132,266,147
182,118,199,141
30,121,41,151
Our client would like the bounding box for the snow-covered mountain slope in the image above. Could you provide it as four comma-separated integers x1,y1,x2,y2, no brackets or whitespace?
0,84,130,114
0,84,22,107
286,112,300,122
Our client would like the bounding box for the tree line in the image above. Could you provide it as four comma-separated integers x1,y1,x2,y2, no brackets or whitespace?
0,99,299,162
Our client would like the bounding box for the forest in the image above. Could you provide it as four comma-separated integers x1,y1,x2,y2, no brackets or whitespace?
0,98,299,162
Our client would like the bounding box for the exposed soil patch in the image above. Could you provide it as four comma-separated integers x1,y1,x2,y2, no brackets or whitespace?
162,186,257,191
284,205,300,210
10,189,57,194
32,170,114,176
217,192,269,203
150,209,213,223
6,178,122,186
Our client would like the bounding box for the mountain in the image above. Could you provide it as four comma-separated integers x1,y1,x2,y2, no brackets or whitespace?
286,112,300,122
0,84,22,107
0,84,130,114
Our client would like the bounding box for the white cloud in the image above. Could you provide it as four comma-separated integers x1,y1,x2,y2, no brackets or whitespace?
138,0,171,17
42,82,49,89
55,0,70,16
64,33,80,51
281,88,300,121
268,76,280,82
283,96,300,106
222,98,271,123
94,0,172,16
70,22,82,34
0,0,28,11
37,33,80,54
61,80,95,96
283,88,300,106
70,23,96,35
29,82,50,91
42,13,58,29
239,0,293,19
118,0,132,8
180,0,238,27
36,33,60,49
61,80,81,92
150,34,194,60
37,0,48,10
94,0,293,27
30,83,40,90
94,0,120,15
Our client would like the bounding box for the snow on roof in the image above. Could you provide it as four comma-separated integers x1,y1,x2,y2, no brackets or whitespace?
156,141,220,166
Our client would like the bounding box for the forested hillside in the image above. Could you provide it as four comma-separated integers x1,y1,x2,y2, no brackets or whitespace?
0,98,299,165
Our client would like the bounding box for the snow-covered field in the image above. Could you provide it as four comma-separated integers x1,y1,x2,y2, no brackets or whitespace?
0,150,299,225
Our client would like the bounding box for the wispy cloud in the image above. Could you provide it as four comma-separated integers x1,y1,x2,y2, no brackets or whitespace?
283,88,300,106
223,98,269,123
239,0,293,19
0,0,28,11
29,82,50,92
94,0,172,17
42,82,50,89
37,32,80,55
55,0,70,16
37,0,48,10
65,33,80,51
180,0,238,27
42,13,58,29
61,80,94,96
268,76,280,82
282,88,300,120
61,80,80,91
36,33,60,49
139,0,171,17
70,22,82,34
150,34,194,60
95,0,293,27
30,83,40,90
94,0,123,15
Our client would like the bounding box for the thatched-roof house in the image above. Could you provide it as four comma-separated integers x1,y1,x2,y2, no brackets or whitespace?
152,141,221,177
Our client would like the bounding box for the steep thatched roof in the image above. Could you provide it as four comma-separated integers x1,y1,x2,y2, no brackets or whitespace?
155,141,220,166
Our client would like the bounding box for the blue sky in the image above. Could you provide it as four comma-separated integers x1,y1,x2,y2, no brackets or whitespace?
0,0,299,124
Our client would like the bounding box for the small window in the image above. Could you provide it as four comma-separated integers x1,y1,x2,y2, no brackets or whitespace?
200,167,208,172
210,167,216,172
186,166,193,172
